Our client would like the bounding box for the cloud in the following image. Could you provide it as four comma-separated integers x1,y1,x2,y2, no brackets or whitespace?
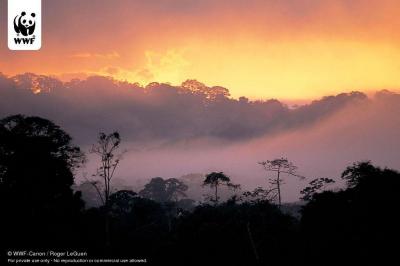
0,73,383,145
132,49,191,84
70,51,120,59
111,89,400,202
1,73,400,201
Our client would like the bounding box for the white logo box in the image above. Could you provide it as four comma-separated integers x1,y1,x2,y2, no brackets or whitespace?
8,0,41,50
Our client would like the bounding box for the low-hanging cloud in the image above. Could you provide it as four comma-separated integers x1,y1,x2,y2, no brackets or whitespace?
1,73,399,201
0,73,368,145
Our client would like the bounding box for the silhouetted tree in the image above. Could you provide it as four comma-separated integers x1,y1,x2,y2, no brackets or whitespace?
301,161,400,264
90,131,124,247
300,178,335,201
174,200,298,265
139,177,188,202
0,115,84,246
202,172,240,204
181,79,230,100
242,187,278,203
259,158,304,208
90,132,124,206
341,160,377,188
109,190,137,216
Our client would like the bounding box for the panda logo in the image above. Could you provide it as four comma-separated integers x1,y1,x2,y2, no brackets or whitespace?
14,11,36,36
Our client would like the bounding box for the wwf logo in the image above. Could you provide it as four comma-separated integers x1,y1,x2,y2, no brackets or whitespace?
8,0,41,50
14,11,36,36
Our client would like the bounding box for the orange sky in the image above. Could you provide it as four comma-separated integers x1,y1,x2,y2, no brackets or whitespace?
1,0,399,99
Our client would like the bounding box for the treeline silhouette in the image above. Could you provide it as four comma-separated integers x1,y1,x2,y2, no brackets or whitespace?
1,73,376,143
1,115,399,265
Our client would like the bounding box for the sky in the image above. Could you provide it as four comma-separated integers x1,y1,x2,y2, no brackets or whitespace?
1,0,400,99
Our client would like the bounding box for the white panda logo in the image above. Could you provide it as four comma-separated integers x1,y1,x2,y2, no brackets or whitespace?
14,11,36,36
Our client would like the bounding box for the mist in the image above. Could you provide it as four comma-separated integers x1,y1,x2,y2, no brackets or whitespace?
106,92,399,202
1,73,399,202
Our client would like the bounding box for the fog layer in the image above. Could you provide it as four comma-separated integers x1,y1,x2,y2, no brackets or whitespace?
1,73,399,201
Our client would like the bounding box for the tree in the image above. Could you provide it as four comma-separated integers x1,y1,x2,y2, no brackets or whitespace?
259,158,304,208
0,115,84,209
90,132,124,206
0,115,85,245
202,172,240,204
242,187,278,203
300,178,335,201
181,79,230,100
174,200,297,265
90,131,124,247
341,160,378,188
139,177,189,232
300,162,400,264
139,177,188,202
109,190,137,216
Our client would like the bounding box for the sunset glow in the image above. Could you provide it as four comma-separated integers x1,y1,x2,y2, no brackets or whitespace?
2,1,400,260
1,0,399,99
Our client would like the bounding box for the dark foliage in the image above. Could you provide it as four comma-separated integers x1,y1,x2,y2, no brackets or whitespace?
1,114,399,265
139,177,188,202
300,177,335,201
300,161,400,264
0,115,85,248
174,201,299,265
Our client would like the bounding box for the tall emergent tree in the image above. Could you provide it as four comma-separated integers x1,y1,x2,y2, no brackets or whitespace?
259,158,304,208
90,131,124,247
203,172,240,204
90,132,124,206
